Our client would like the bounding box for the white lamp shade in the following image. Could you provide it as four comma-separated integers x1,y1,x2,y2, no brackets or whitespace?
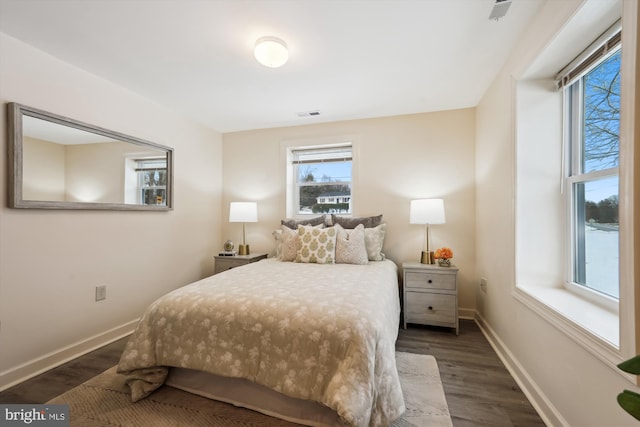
254,36,288,68
409,199,446,224
229,202,258,223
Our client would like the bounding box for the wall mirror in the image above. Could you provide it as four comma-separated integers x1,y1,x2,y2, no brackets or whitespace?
8,102,173,210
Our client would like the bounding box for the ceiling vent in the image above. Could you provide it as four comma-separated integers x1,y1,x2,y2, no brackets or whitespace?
297,110,321,118
488,0,511,21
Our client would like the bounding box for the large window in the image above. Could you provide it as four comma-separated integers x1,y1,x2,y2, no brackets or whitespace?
289,145,352,215
563,33,621,300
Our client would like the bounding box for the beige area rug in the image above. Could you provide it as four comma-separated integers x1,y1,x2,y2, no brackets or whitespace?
47,352,452,427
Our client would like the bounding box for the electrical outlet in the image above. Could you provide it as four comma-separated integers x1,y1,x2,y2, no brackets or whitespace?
480,277,488,293
95,285,107,301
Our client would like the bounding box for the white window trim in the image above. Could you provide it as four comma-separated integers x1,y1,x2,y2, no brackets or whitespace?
563,50,621,306
281,136,359,218
512,4,637,381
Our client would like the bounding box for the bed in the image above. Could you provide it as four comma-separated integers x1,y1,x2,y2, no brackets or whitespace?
117,220,405,426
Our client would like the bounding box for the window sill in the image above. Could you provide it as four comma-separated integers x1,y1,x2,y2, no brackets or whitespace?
514,284,623,367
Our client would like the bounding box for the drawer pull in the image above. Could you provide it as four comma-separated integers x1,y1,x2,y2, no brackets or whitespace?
428,306,433,310
428,279,433,283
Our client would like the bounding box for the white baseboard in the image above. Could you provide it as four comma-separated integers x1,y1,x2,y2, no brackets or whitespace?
0,319,138,392
474,312,568,427
459,307,475,320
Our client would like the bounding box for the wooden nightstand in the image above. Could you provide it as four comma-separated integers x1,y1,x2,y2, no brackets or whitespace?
214,253,268,274
402,262,459,334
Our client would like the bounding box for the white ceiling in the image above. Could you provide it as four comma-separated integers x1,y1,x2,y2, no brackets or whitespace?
0,0,546,133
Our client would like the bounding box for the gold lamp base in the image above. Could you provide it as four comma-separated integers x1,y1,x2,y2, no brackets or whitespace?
238,244,250,255
421,251,434,264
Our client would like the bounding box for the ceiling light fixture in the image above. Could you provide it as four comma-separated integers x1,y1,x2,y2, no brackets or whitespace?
488,0,512,21
254,36,288,68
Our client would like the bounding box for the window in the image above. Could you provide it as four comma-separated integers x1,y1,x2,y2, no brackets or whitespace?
514,12,633,359
563,32,621,300
136,158,167,206
289,145,352,215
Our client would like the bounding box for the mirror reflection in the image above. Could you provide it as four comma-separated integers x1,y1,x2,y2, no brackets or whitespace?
9,103,173,210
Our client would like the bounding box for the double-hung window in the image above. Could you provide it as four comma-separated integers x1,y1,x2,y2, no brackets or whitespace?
136,158,167,205
561,27,621,300
289,144,352,215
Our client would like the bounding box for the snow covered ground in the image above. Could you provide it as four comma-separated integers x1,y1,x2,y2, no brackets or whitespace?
585,226,619,298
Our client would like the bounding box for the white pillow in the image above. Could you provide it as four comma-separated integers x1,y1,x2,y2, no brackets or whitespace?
296,225,337,264
334,224,368,265
364,223,386,261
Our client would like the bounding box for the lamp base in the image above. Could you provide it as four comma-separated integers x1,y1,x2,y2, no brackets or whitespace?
421,251,434,264
238,244,250,255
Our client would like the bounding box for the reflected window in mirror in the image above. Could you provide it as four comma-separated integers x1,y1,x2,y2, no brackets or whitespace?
135,158,167,206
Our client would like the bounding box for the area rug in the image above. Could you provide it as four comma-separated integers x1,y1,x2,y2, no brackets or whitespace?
47,351,452,427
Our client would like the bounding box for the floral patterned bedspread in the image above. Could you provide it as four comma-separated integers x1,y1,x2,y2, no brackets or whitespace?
117,258,404,426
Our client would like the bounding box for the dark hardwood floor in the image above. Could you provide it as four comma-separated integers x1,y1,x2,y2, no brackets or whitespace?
397,320,546,426
0,319,545,426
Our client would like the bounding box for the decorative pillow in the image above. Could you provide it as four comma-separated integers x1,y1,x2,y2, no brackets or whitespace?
276,223,326,261
296,225,337,264
279,225,300,261
331,214,383,229
281,215,326,229
273,229,283,259
334,224,368,265
364,223,387,261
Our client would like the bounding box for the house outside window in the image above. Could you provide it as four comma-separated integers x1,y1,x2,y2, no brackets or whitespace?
289,144,352,215
136,158,167,205
563,31,621,300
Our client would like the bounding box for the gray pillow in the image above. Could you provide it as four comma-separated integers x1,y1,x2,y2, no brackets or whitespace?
331,214,383,229
281,215,326,229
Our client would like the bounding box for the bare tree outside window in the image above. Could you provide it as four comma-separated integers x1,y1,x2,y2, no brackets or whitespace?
583,51,621,173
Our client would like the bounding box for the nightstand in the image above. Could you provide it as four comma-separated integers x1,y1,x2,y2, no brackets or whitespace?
402,262,459,334
214,253,268,274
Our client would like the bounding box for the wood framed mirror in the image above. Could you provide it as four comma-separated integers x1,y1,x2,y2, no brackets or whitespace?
8,102,173,210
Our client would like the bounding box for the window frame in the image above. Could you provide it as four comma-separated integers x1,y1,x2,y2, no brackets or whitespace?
563,43,621,309
135,157,168,206
512,2,637,383
286,142,354,217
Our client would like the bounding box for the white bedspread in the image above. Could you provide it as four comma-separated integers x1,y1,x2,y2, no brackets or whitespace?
117,258,405,426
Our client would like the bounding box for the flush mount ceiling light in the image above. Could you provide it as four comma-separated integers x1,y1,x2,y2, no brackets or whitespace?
488,0,512,21
254,36,288,68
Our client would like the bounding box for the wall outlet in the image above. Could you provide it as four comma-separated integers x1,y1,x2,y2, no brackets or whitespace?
95,285,107,301
480,277,488,293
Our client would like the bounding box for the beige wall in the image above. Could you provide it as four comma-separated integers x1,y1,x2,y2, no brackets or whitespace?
22,137,66,201
0,33,223,388
222,109,477,316
64,141,131,204
475,0,639,425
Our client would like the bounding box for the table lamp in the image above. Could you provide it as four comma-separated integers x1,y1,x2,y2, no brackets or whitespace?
229,202,258,255
410,199,446,264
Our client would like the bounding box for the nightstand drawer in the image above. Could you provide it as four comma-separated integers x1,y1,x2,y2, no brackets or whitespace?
405,292,456,325
215,258,240,273
214,253,267,275
405,271,455,290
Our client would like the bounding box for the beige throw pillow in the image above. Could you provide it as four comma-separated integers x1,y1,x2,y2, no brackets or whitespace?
335,224,368,265
279,225,299,261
